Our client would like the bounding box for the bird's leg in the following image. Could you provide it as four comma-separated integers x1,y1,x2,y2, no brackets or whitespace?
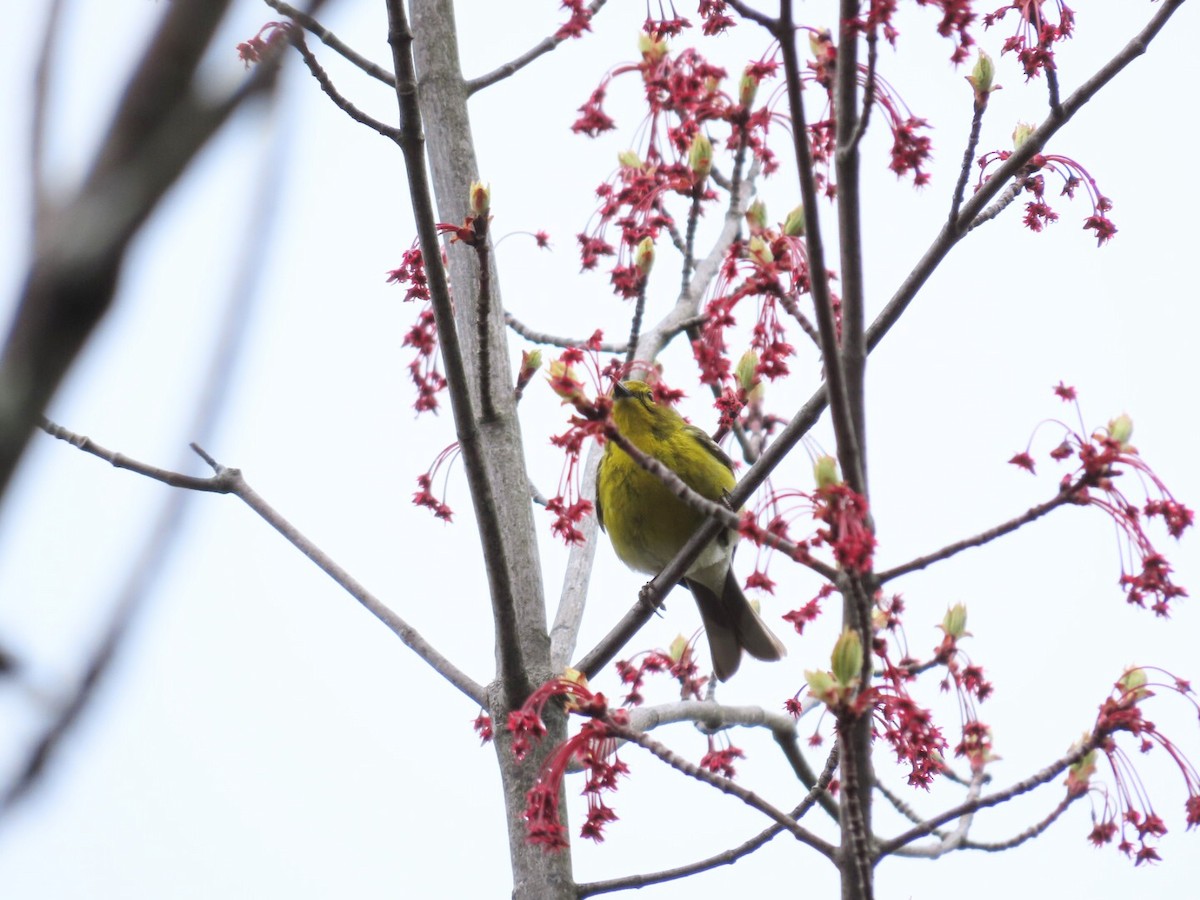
637,583,667,616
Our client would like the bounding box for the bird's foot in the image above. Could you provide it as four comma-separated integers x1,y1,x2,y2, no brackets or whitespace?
638,583,665,616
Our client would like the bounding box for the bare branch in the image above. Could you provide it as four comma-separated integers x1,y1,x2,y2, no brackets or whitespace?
948,100,987,225
466,0,609,95
725,0,778,30
386,0,531,704
627,699,841,822
609,720,838,859
876,487,1075,583
264,0,396,86
39,419,235,492
623,280,648,375
876,737,1097,858
29,0,64,243
966,176,1025,233
1,0,284,504
41,421,487,706
475,224,497,422
549,447,601,669
776,1,862,496
866,0,1188,364
292,31,401,140
578,744,838,896
1045,65,1062,115
192,445,488,706
960,793,1078,853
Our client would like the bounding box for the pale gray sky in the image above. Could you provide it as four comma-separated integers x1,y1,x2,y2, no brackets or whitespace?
1,2,1198,898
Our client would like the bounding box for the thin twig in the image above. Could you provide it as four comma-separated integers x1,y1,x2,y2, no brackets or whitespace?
725,0,778,29
876,736,1097,857
1046,65,1062,115
466,0,609,94
966,176,1025,233
475,224,496,421
29,0,64,244
265,0,396,85
949,100,987,225
292,32,401,140
504,311,707,354
609,720,838,859
960,793,1077,852
40,425,488,706
847,24,878,153
876,487,1075,583
624,281,648,374
577,744,837,896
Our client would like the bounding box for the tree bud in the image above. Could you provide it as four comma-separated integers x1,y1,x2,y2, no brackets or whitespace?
831,628,863,689
469,180,490,216
783,204,806,237
634,236,655,275
688,133,713,181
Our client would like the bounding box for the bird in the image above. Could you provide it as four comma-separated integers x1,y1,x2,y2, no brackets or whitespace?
595,379,787,681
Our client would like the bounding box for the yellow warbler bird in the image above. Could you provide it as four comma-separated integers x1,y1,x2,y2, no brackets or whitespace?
596,380,786,681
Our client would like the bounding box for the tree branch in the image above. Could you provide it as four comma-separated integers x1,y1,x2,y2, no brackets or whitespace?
577,743,838,896
29,0,63,244
775,1,862,499
386,0,531,704
609,720,838,859
41,424,487,706
264,0,396,86
875,487,1075,583
465,0,609,95
1,0,283,505
292,31,401,140
867,0,1187,362
876,736,1097,858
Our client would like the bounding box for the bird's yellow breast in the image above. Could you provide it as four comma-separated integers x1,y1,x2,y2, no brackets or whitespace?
597,424,736,577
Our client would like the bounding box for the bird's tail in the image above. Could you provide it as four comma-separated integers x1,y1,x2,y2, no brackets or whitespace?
686,569,787,681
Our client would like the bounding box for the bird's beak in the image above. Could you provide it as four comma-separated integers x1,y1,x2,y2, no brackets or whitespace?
612,381,633,399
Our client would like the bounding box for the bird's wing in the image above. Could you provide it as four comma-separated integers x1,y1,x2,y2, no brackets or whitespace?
594,451,606,532
681,423,735,474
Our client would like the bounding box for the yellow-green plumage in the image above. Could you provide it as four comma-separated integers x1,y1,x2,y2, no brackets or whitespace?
596,380,786,680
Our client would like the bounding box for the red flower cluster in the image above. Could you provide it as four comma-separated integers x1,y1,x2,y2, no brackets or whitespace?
1082,669,1200,864
544,339,621,544
871,688,948,788
555,0,594,41
616,640,708,707
813,483,876,574
698,0,736,35
1012,386,1193,615
236,20,292,68
978,145,1116,245
782,583,834,636
387,246,449,412
508,677,631,849
700,737,746,779
571,35,778,300
411,443,460,522
851,1,977,63
984,0,1074,79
